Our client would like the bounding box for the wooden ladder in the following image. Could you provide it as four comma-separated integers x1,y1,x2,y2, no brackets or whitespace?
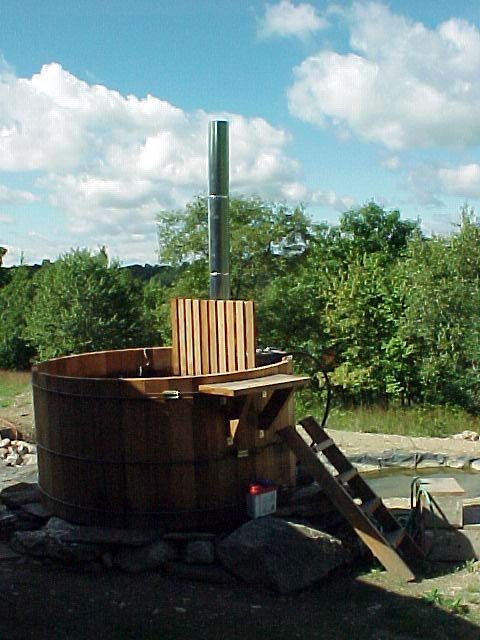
278,416,423,581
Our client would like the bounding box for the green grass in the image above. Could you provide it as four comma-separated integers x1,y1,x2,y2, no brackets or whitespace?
295,391,480,438
0,370,31,408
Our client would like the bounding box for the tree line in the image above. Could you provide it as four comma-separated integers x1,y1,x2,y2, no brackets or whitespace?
1,197,479,413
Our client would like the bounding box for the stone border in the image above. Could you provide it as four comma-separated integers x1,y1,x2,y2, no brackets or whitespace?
348,450,480,474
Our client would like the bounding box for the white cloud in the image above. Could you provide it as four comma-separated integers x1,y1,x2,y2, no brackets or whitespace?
288,2,480,149
0,63,315,262
259,0,327,40
0,213,14,224
381,156,400,171
0,185,38,204
438,163,480,198
311,189,356,212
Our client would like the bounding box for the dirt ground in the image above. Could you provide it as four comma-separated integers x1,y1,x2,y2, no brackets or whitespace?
1,393,480,639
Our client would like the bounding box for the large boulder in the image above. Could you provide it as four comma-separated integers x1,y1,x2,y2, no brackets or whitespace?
10,529,105,563
112,540,176,573
217,517,350,593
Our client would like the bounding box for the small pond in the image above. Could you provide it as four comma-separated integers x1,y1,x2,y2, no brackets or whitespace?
364,467,480,499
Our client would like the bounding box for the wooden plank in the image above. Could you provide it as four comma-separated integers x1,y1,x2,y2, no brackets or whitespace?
226,301,237,372
316,438,334,452
177,299,187,376
235,301,246,370
170,299,180,375
192,299,202,375
200,300,210,374
184,299,194,375
244,301,255,369
208,300,219,374
363,497,382,515
258,388,292,430
278,426,418,582
198,373,310,397
216,300,227,373
336,468,358,484
418,477,465,496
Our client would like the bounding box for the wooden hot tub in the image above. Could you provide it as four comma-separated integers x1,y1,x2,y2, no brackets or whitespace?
32,346,307,531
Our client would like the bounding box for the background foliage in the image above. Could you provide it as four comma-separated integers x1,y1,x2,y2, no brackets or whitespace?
1,200,479,416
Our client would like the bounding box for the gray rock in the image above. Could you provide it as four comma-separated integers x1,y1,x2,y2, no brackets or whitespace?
0,448,8,459
10,530,105,563
0,482,42,507
163,531,216,542
5,453,22,466
0,512,19,539
184,540,215,564
0,508,44,539
45,517,161,546
217,517,350,593
446,456,471,470
0,438,11,448
471,459,480,472
19,502,52,520
113,540,175,573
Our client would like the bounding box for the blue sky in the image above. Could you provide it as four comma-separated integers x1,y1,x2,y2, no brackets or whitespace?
1,0,480,265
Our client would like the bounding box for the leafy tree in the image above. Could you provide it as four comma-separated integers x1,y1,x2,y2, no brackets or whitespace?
259,204,419,400
0,266,36,369
157,195,312,301
339,202,419,260
394,215,480,411
25,249,150,361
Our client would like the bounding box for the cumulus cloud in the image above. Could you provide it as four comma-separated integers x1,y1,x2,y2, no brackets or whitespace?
438,163,480,198
0,185,38,204
288,2,480,149
0,62,316,262
381,156,400,171
258,0,327,40
311,189,356,212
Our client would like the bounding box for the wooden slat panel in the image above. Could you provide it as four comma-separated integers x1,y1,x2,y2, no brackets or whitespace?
208,300,219,374
171,297,256,376
244,301,255,369
226,301,237,372
216,300,227,373
170,299,180,376
192,299,202,375
184,299,194,375
200,300,210,374
235,301,246,370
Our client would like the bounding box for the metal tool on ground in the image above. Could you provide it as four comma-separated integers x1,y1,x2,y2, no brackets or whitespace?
278,415,424,581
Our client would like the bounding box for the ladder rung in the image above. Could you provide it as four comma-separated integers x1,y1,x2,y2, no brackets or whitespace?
362,497,382,515
385,528,406,549
336,468,358,484
315,438,334,452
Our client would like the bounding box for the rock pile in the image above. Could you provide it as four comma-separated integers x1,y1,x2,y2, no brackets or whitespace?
0,438,36,467
0,481,352,593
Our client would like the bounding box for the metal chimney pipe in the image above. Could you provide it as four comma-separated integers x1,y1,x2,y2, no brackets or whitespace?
208,120,230,299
